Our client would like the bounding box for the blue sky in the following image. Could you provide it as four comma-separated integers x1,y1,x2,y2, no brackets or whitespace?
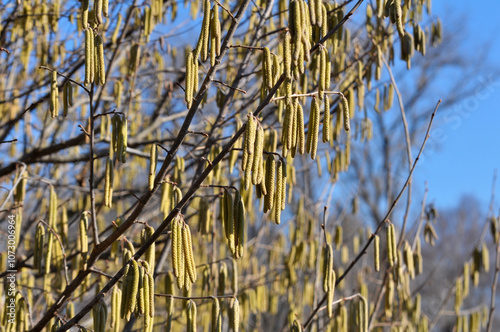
412,1,500,212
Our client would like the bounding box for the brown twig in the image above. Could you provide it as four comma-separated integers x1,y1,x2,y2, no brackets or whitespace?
302,100,441,329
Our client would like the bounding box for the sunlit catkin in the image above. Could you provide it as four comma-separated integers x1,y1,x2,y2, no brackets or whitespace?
104,157,114,207
264,155,276,213
183,223,197,283
96,34,105,85
148,144,157,191
341,94,350,131
374,234,380,272
79,212,89,265
322,96,330,143
81,0,89,28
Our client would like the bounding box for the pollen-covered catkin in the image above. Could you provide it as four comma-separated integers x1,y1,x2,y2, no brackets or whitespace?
172,217,181,278
263,47,273,90
79,212,89,264
284,32,292,79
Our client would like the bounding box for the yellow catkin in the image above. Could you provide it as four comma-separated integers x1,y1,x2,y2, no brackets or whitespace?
274,160,283,225
284,32,292,79
374,234,380,272
104,157,114,207
225,191,236,255
79,212,89,264
96,34,105,85
148,144,157,191
95,0,103,24
236,196,246,258
50,70,58,117
81,0,89,28
341,94,350,131
212,4,221,56
263,47,273,90
308,97,321,159
111,286,121,330
142,225,155,272
264,155,276,213
128,259,140,317
322,96,330,143
359,296,368,332
185,51,194,108
323,244,333,292
200,0,211,61
243,113,257,168
183,223,197,283
252,124,265,185
318,48,326,100
172,217,181,278
103,0,109,17
231,297,240,332
187,300,197,332
211,297,221,332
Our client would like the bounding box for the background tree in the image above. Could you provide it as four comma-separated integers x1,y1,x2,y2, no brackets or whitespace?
0,0,499,331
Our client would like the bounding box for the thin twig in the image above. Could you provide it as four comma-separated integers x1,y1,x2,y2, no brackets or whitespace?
39,66,90,94
302,100,441,329
213,80,247,94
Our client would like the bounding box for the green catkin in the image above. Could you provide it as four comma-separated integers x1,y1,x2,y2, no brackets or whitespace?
322,96,330,143
148,144,157,191
50,70,58,117
63,82,71,117
482,242,490,272
166,295,174,331
264,155,276,213
96,34,105,85
212,297,221,332
104,157,114,207
183,223,197,283
374,234,380,272
44,231,53,274
231,297,240,332
341,94,350,131
218,262,227,295
34,223,45,272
